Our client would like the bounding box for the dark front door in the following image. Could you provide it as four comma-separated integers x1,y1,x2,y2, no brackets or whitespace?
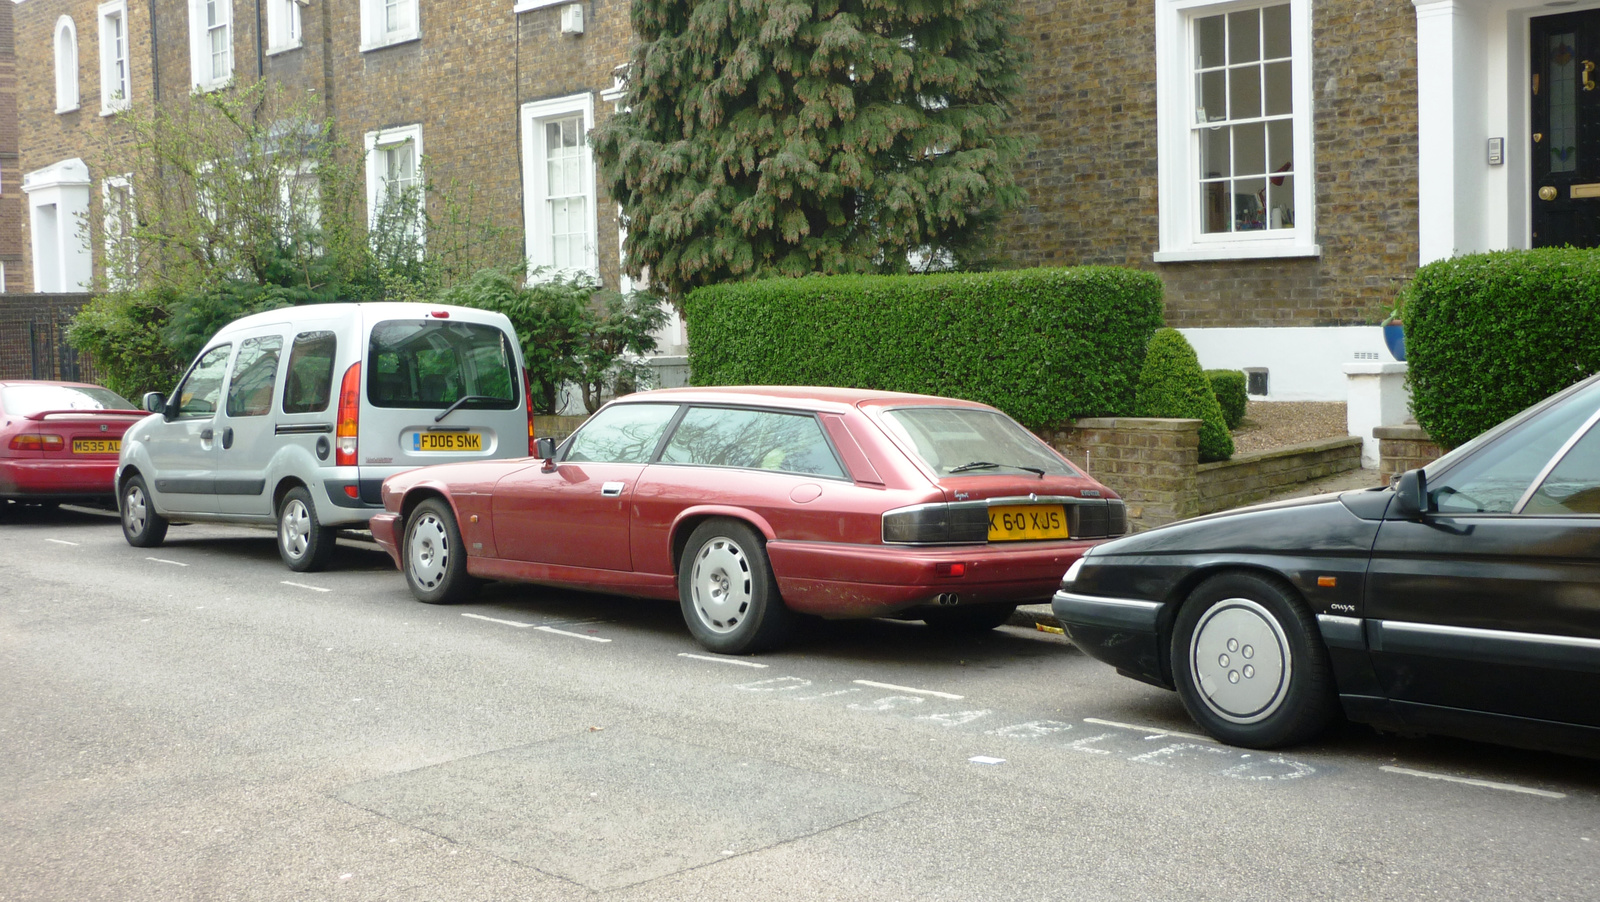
1532,10,1600,247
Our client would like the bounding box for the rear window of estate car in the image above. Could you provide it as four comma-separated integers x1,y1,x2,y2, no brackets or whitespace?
367,320,519,409
879,406,1078,478
2,384,135,416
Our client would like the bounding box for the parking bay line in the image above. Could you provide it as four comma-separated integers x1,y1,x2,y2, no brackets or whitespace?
281,581,331,593
1084,717,1215,744
45,539,80,546
679,652,768,668
459,613,611,642
852,680,963,700
1379,765,1567,799
146,557,188,567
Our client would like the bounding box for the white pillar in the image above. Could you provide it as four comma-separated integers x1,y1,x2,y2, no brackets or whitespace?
1344,362,1412,468
1413,0,1487,264
22,158,93,293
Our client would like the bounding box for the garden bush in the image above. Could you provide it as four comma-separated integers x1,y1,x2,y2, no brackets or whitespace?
1135,329,1234,462
684,268,1165,430
1205,369,1248,430
1404,248,1600,448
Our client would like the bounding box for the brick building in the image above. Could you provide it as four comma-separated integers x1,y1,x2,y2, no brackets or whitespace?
12,0,1596,399
0,1,20,292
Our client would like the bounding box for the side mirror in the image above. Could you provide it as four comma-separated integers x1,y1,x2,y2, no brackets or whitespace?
1392,468,1429,518
536,436,557,468
142,392,166,415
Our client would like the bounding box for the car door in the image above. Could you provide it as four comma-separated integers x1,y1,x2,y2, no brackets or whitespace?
1366,385,1600,728
145,343,232,516
216,329,286,517
490,402,680,571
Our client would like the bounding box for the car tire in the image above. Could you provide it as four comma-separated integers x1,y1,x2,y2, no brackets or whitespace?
679,519,794,654
120,474,169,548
921,603,1018,633
278,486,337,572
403,497,479,604
1170,571,1339,749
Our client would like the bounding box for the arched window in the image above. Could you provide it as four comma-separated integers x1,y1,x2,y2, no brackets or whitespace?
55,16,80,113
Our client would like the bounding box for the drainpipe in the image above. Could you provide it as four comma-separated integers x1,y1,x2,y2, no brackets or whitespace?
255,0,265,77
148,0,160,101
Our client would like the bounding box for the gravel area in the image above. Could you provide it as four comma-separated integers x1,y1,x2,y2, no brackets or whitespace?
1231,400,1350,454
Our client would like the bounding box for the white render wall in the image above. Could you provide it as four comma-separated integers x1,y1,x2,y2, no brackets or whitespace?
1179,326,1395,402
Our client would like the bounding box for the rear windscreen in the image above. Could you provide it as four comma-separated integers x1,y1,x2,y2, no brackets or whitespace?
367,320,519,410
879,406,1079,478
2,384,135,416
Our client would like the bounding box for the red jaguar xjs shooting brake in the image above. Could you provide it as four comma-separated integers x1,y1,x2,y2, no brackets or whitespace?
371,386,1128,653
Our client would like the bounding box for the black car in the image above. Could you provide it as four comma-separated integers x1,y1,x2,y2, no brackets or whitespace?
1054,372,1600,756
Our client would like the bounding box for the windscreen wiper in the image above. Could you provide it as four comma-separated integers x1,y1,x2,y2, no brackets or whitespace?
948,460,1046,478
434,395,501,423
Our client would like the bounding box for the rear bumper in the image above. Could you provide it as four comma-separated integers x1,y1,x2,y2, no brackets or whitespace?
370,512,403,569
1052,589,1172,689
0,459,118,500
767,539,1101,618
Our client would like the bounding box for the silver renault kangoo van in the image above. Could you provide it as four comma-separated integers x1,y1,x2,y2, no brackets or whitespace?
116,302,532,571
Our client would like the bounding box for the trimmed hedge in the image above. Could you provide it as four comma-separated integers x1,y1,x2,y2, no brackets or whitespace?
683,268,1166,429
1136,329,1234,462
1404,249,1600,448
1205,369,1248,430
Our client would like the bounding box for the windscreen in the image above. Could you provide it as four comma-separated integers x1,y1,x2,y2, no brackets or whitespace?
879,406,1078,478
367,320,518,410
2,384,136,416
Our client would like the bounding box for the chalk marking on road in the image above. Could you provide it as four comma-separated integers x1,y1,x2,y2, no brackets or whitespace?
678,652,767,668
281,581,331,593
852,679,963,700
462,613,534,628
1084,717,1214,743
536,625,611,643
1379,765,1567,799
45,538,80,546
146,557,188,567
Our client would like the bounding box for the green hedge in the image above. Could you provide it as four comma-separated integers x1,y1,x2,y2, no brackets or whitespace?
1404,249,1600,448
1205,369,1248,430
683,268,1166,429
1136,330,1234,462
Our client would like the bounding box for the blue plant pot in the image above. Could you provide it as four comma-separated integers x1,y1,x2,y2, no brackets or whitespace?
1383,322,1406,362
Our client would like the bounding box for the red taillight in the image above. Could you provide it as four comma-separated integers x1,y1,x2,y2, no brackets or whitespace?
336,362,361,466
9,434,64,451
430,310,450,318
935,562,967,578
524,366,536,456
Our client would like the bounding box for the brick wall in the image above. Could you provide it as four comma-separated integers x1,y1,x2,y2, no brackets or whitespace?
1005,0,1419,328
0,292,95,381
0,1,20,285
1194,436,1365,515
1374,424,1442,482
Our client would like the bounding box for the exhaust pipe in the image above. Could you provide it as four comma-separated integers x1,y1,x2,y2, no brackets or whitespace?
936,593,961,606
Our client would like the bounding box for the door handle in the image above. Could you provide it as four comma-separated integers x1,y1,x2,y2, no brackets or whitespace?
200,428,214,441
601,481,625,497
222,427,234,449
1585,60,1595,92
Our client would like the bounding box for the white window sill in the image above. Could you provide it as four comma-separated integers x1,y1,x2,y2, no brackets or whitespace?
361,33,421,53
56,104,80,115
514,0,570,11
191,79,232,95
99,104,129,117
266,40,303,57
1153,243,1322,263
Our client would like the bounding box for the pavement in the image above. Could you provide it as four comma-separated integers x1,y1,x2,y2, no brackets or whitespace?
1008,465,1387,632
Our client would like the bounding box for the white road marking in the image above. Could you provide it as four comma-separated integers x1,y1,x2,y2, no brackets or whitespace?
146,557,188,567
1084,717,1214,743
45,539,80,546
969,756,1006,765
678,652,767,668
536,625,611,643
281,581,331,593
852,679,963,700
462,613,534,628
1379,765,1567,799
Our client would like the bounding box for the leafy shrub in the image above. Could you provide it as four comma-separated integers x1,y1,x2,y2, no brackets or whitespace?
1205,369,1249,430
66,290,185,401
1404,249,1600,448
684,267,1166,429
1135,329,1234,462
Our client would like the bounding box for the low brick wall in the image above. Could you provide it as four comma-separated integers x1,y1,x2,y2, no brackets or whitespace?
1195,437,1365,516
1375,424,1444,482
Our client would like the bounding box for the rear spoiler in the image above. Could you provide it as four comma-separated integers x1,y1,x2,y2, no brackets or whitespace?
24,409,148,420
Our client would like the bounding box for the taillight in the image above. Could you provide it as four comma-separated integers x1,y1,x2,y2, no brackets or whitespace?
523,366,536,456
9,434,64,451
336,362,361,466
881,503,989,545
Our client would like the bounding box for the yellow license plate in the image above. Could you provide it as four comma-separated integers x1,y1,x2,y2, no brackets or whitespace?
415,431,483,452
72,438,121,454
988,504,1069,541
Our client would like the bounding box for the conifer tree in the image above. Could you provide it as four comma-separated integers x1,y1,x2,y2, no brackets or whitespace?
592,0,1029,299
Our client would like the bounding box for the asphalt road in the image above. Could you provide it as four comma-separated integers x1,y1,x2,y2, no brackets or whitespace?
3,506,1597,901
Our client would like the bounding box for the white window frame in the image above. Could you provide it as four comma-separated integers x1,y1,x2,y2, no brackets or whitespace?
55,16,80,114
103,174,135,288
1154,0,1318,262
512,0,573,11
364,124,425,245
98,2,131,115
521,93,599,280
188,0,234,92
265,0,303,55
360,0,420,52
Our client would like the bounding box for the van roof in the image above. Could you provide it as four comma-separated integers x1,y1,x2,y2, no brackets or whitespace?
212,302,511,336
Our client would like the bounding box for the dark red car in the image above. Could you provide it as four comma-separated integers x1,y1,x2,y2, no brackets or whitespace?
0,381,145,509
371,386,1128,653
